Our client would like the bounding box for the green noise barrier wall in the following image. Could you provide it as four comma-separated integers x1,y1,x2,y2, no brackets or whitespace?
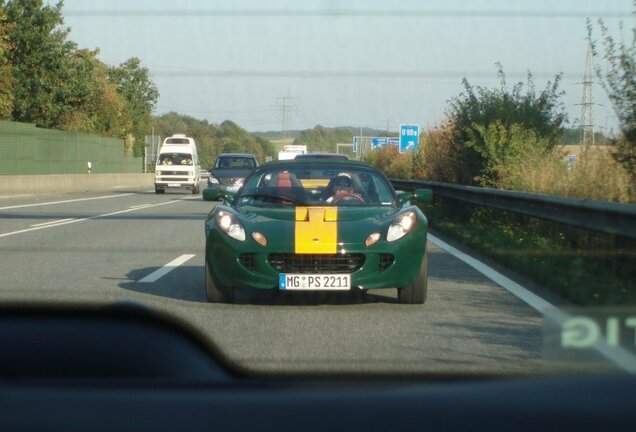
0,121,142,175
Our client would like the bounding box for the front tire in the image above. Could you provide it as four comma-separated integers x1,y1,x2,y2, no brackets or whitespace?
155,187,165,194
205,259,234,303
397,250,428,304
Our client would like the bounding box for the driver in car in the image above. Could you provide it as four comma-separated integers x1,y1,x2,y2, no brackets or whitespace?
325,172,364,203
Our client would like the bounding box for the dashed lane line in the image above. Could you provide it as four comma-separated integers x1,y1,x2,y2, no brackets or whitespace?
137,254,196,283
0,193,135,210
30,218,75,227
0,199,184,239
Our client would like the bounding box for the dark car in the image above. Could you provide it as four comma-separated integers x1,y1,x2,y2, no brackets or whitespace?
207,153,258,192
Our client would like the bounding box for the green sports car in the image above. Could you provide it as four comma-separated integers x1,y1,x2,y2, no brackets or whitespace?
203,159,432,304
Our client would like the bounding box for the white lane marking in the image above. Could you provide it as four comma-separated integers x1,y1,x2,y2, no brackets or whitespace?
31,218,75,227
129,204,153,209
0,199,183,239
429,234,560,315
429,233,636,373
0,193,135,210
138,254,196,283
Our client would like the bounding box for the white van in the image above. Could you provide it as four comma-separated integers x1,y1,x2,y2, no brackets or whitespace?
154,134,201,194
277,144,307,160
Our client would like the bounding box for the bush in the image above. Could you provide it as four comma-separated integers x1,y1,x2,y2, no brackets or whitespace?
363,146,411,179
412,120,460,183
446,64,566,185
364,121,636,203
496,144,635,203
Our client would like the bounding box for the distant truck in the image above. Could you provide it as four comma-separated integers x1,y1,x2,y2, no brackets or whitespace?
278,144,307,160
154,134,201,194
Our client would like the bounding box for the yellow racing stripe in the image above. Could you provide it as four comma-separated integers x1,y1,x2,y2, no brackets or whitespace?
295,207,338,254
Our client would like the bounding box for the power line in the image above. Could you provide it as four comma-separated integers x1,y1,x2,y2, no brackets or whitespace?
64,9,631,18
148,70,573,79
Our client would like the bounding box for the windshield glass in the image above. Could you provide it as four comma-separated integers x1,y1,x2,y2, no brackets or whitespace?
165,138,191,144
1,0,635,378
215,157,257,169
237,163,396,207
158,153,193,165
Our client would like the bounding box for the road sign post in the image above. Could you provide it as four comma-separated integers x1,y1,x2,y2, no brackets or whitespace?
352,136,359,154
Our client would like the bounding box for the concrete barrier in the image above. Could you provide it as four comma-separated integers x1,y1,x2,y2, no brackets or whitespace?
0,173,154,197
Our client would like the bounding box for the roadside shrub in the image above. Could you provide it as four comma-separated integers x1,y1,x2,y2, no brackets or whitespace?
446,65,566,185
564,145,635,202
364,146,411,179
467,121,552,187
412,120,460,183
496,144,635,203
365,122,636,203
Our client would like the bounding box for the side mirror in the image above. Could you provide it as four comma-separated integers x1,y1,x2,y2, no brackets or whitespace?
412,188,433,203
396,189,432,205
203,187,221,201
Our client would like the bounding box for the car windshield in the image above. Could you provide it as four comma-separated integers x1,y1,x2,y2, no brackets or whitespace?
237,163,396,207
1,0,635,380
158,153,192,165
215,157,256,169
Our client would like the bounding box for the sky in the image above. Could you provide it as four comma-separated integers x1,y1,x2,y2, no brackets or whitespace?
61,0,634,134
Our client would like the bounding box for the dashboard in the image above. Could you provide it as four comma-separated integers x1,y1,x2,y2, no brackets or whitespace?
1,304,634,431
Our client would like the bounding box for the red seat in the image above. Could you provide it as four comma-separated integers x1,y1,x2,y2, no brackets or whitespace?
277,172,292,195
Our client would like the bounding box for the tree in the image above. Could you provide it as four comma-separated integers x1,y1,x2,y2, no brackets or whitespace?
4,0,77,127
152,113,274,168
293,125,354,152
446,64,566,185
57,48,129,137
587,3,636,174
108,57,159,156
0,1,13,119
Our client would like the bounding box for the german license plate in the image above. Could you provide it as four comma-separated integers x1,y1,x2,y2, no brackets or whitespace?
168,183,181,187
279,274,351,290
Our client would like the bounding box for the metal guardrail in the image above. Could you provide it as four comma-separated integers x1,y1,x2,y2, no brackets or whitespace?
391,179,636,240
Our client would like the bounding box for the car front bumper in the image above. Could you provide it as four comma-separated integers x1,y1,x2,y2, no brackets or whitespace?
155,177,198,189
206,182,241,192
205,225,427,291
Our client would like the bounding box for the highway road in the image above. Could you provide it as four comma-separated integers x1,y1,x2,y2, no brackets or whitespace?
0,186,624,375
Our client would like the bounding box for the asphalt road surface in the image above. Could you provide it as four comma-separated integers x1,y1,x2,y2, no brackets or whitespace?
0,187,625,375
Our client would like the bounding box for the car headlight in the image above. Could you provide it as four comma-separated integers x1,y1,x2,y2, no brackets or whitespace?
156,170,162,176
386,211,416,242
216,211,246,241
208,176,219,184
